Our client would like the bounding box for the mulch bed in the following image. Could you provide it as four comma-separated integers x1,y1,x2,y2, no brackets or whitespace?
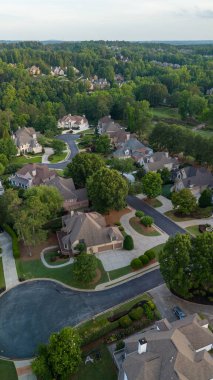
105,208,131,226
20,233,59,261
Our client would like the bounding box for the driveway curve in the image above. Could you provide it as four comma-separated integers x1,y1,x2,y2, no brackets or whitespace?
46,134,79,169
0,270,163,359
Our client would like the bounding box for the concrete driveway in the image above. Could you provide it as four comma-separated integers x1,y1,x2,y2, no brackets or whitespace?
99,211,168,271
149,284,213,322
0,271,164,359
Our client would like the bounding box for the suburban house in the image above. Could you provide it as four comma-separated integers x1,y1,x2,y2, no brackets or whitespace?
58,114,89,132
50,66,66,76
10,164,88,210
113,138,153,165
144,152,178,172
171,166,213,198
29,66,41,75
98,116,130,147
0,180,4,196
117,313,213,380
12,127,42,155
57,211,124,255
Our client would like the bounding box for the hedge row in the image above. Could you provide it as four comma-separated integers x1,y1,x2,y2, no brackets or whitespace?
3,224,20,259
131,249,155,270
119,302,156,328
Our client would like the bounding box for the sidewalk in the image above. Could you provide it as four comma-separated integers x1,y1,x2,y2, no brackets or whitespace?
14,360,37,380
0,232,19,289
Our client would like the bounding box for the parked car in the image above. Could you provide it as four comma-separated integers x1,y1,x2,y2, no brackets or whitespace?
173,306,186,320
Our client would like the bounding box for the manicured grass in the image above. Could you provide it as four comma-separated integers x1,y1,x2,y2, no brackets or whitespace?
71,345,117,380
44,251,70,266
151,107,180,120
16,258,108,289
129,217,160,236
0,359,17,380
109,265,132,280
49,151,67,163
164,210,193,221
144,198,163,208
11,155,42,164
186,225,202,236
0,258,5,289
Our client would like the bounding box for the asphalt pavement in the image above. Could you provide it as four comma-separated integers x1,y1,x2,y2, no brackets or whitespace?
0,270,163,359
127,195,186,236
47,133,79,169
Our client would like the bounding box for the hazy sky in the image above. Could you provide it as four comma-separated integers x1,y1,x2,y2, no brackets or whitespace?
1,0,213,40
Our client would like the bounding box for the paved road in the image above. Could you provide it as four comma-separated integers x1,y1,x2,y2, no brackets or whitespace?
127,195,186,236
0,270,163,359
47,134,79,169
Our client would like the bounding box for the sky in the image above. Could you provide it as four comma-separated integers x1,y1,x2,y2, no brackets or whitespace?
0,0,213,41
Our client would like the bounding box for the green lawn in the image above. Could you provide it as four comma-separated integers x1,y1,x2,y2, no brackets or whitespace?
11,155,42,164
49,151,67,163
186,225,202,236
16,258,108,289
144,198,163,208
149,243,166,261
164,210,193,222
129,217,160,236
71,345,117,380
0,258,5,289
0,359,17,380
108,265,132,280
44,251,70,266
151,107,180,120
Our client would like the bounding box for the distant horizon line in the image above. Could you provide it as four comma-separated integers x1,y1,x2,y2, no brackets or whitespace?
0,39,213,42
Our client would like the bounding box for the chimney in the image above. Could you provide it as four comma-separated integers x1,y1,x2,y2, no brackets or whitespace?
138,338,147,354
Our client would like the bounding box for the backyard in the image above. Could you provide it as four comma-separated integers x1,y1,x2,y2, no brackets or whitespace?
71,345,117,380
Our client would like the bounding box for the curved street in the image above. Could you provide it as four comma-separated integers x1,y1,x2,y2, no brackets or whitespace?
127,195,186,236
0,270,163,359
47,133,79,169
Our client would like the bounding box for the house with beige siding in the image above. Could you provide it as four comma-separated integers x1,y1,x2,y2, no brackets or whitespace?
57,211,123,255
12,127,42,155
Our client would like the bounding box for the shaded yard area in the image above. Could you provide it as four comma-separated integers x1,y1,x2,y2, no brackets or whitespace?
105,208,131,226
15,258,108,289
0,258,5,289
0,359,17,380
151,106,180,120
20,233,58,260
144,198,163,208
44,250,70,266
165,207,212,221
129,217,160,236
71,345,117,380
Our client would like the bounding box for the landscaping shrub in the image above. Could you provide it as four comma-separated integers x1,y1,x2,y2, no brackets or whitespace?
115,221,121,226
115,341,125,350
3,224,20,259
119,226,124,232
135,210,144,218
147,300,156,310
143,304,154,320
141,216,154,227
119,315,132,328
145,249,155,260
139,254,150,265
131,258,143,270
123,235,134,250
129,307,143,321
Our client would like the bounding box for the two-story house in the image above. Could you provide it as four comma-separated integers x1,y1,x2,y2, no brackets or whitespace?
12,127,42,155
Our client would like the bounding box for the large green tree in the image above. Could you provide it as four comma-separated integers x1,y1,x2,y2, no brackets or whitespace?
73,253,98,283
198,188,212,208
108,157,134,174
66,152,105,188
142,172,162,199
87,167,128,213
171,189,197,215
32,327,82,380
159,234,192,297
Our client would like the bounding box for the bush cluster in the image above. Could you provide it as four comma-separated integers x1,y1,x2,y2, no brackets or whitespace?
141,216,154,227
3,224,20,259
135,210,144,218
131,251,155,270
